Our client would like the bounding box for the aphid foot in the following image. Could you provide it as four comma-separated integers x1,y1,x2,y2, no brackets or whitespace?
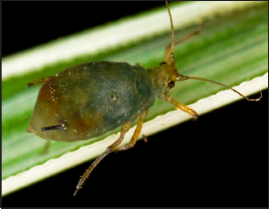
142,134,148,143
73,125,129,196
192,117,198,125
73,186,81,196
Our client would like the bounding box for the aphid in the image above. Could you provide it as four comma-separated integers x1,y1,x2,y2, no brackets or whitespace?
26,2,262,196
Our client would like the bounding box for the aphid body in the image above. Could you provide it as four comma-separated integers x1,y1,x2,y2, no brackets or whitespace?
27,61,174,142
27,2,261,196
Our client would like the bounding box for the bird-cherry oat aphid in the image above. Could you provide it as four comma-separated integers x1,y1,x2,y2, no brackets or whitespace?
26,2,262,196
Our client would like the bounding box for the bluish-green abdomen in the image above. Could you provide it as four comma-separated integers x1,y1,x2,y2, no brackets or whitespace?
28,61,155,142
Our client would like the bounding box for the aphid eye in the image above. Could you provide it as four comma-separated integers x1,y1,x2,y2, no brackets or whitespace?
159,62,167,65
168,81,175,88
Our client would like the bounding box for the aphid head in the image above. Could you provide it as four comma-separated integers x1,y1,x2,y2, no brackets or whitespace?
153,1,262,102
150,61,189,98
158,62,179,87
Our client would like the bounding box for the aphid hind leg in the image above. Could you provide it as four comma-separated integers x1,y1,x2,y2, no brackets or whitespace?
116,111,148,152
26,76,52,88
163,95,198,119
73,123,131,196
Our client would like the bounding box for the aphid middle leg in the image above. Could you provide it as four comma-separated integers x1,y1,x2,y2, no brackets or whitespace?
163,95,198,119
116,111,148,152
73,123,131,196
41,139,51,154
26,76,52,88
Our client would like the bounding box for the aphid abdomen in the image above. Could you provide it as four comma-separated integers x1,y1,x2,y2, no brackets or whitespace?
27,61,155,142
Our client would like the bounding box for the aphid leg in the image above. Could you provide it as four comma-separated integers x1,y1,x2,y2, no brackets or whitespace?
163,95,198,119
41,139,51,154
116,111,148,152
26,76,52,88
73,123,131,196
142,134,148,143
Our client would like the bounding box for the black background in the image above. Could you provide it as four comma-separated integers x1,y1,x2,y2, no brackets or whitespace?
2,2,268,207
3,1,165,57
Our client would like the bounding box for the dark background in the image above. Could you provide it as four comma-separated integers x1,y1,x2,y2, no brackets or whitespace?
2,2,268,207
3,1,166,57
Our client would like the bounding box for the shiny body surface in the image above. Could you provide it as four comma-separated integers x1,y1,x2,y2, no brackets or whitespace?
27,61,156,142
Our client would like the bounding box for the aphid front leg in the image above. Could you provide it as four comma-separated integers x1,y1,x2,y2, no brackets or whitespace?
73,123,131,196
163,95,198,119
26,76,52,88
116,110,148,151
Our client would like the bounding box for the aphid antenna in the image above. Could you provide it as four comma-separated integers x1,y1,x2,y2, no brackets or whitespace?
166,1,175,55
177,74,262,102
166,1,262,102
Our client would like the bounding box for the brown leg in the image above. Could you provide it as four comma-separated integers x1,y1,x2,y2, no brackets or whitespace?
163,95,198,119
73,123,131,196
26,76,52,88
116,111,148,152
142,134,148,143
164,29,201,65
